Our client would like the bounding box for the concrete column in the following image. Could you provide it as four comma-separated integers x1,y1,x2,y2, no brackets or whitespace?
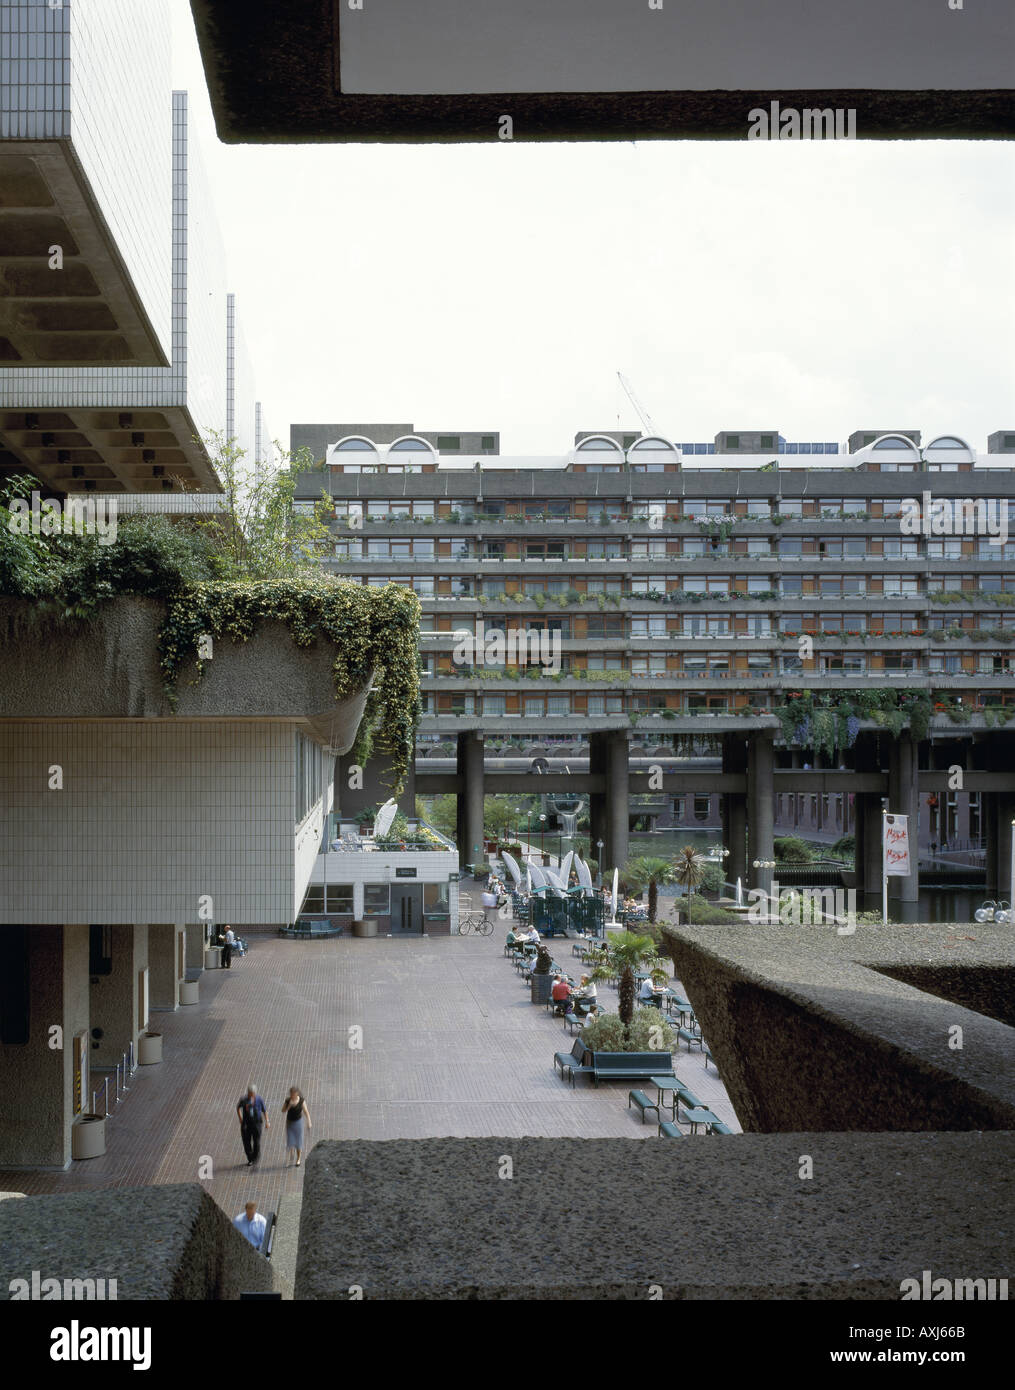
456,732,484,870
149,924,183,1011
853,735,883,899
887,732,920,903
588,733,607,869
353,881,365,919
996,795,1015,904
185,923,205,972
722,734,748,886
0,925,89,1168
89,925,149,1068
604,730,630,872
746,732,775,896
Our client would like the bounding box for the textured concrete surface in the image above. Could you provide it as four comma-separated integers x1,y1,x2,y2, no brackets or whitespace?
0,1184,277,1300
660,920,1015,1134
295,1133,1015,1300
0,597,368,744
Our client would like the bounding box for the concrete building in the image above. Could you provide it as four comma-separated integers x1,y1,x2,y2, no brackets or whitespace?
293,424,1015,896
0,0,270,491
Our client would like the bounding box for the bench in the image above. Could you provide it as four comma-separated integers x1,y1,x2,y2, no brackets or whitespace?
675,1085,704,1110
704,1049,716,1072
554,1039,594,1087
562,1013,586,1036
709,1119,733,1135
628,1089,660,1124
677,1027,704,1053
591,1052,676,1087
658,1120,683,1138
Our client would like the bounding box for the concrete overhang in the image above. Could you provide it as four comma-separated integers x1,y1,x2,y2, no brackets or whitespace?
0,148,169,368
0,404,222,496
660,919,1015,1134
189,0,1015,143
0,597,368,750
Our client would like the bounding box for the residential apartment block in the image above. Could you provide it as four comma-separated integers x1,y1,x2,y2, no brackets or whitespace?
294,425,1015,897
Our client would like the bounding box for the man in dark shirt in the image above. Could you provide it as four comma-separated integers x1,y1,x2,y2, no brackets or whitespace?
236,1085,269,1165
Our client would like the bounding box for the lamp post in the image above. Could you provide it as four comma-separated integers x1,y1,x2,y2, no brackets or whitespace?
539,813,546,861
596,839,604,887
515,807,522,846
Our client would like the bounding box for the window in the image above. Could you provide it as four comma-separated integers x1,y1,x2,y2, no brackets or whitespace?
746,577,773,595
777,500,804,517
743,616,772,636
586,540,623,559
546,696,569,716
745,498,772,517
586,616,625,638
436,436,461,450
927,540,963,559
882,575,919,597
631,655,667,675
630,617,666,638
630,540,667,559
883,539,921,559
760,435,774,449
390,438,431,452
335,438,376,452
481,436,496,451
365,885,390,914
524,697,544,716
587,695,624,714
587,654,624,671
779,576,803,596
484,695,506,715
727,435,741,450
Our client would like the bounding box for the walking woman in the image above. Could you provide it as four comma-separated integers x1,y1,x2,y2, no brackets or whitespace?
282,1086,312,1167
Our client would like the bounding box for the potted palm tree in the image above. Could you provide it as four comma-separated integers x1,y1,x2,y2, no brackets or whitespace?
590,931,656,1030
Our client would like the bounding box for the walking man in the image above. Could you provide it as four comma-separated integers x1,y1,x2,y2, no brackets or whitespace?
233,1201,268,1251
237,1084,269,1165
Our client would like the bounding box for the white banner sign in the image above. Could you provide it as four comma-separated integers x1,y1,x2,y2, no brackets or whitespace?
883,814,911,877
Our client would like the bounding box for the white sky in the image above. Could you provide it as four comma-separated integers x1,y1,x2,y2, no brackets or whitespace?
171,1,1014,456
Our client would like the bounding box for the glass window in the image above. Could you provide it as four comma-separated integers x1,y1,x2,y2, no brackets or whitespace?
390,439,431,452
327,884,354,913
364,885,390,914
336,438,376,452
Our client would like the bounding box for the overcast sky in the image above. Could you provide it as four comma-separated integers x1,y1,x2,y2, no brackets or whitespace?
171,2,1014,457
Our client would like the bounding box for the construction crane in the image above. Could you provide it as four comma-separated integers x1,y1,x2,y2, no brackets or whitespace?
617,371,660,439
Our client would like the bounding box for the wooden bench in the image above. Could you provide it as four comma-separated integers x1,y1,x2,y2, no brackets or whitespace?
628,1089,660,1124
658,1120,683,1138
591,1052,676,1087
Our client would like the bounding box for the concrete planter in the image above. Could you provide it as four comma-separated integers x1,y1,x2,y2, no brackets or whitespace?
530,973,553,1005
204,946,222,969
180,980,200,1006
71,1115,107,1160
352,919,378,938
138,1032,163,1065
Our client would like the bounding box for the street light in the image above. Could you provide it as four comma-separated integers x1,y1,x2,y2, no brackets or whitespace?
596,839,604,887
539,813,546,860
514,807,522,843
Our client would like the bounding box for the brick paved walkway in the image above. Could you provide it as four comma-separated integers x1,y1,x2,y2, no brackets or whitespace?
0,918,738,1231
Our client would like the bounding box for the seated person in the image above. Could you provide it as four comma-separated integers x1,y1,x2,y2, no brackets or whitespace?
577,974,597,1000
581,1004,600,1024
550,973,571,1007
505,928,520,949
638,976,658,1002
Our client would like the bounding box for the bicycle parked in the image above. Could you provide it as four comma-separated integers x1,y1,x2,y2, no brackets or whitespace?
458,912,493,937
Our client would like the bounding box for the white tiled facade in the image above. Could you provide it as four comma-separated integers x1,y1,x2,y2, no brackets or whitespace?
1,722,333,925
0,0,173,355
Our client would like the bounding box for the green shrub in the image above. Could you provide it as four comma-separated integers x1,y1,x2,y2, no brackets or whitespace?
580,1008,674,1052
774,836,815,863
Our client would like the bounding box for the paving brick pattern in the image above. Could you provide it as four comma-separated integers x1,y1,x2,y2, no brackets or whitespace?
0,912,738,1225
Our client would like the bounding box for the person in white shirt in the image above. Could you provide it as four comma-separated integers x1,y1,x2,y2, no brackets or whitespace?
222,926,236,969
233,1201,267,1251
638,976,657,1002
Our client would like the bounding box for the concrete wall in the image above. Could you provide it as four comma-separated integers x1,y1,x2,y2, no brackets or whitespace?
149,923,184,1009
89,925,148,1068
295,1134,1015,1299
0,925,88,1168
0,1184,277,1300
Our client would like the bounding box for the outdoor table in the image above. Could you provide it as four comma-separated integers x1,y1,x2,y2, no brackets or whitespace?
682,1106,721,1135
650,1075,682,1116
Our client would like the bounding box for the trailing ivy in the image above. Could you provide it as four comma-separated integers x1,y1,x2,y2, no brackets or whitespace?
160,575,420,792
774,688,934,759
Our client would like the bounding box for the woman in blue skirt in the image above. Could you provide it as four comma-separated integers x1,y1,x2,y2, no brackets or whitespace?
282,1086,312,1167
